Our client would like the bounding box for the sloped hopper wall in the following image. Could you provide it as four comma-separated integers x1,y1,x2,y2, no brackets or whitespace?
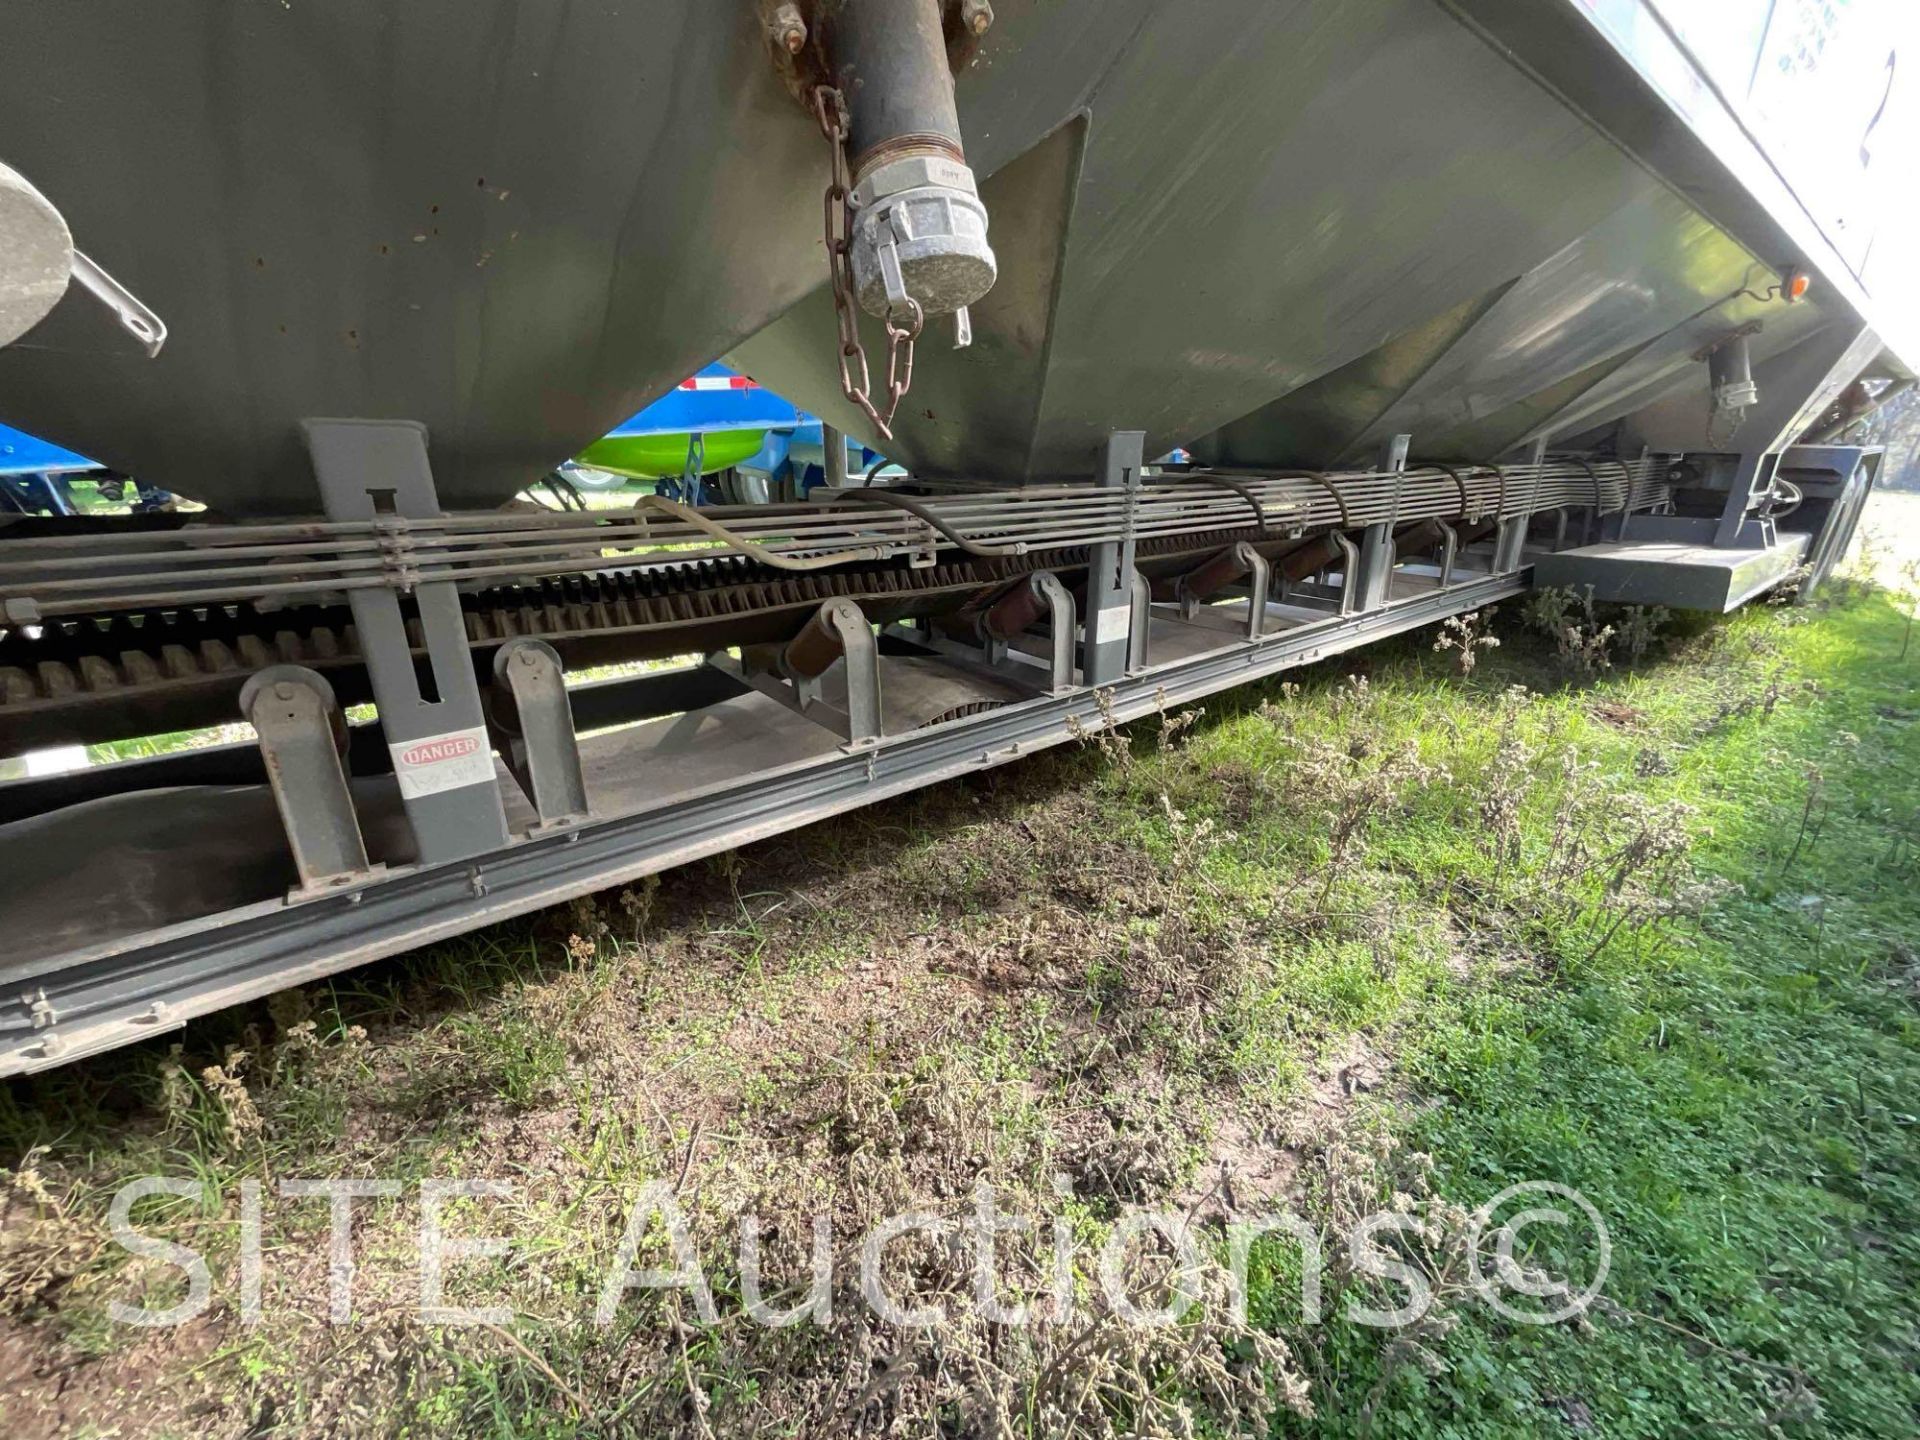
0,0,1870,512
739,0,1850,480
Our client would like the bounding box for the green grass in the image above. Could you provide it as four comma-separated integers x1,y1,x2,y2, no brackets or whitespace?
3,581,1917,1437
1367,610,1920,1436
1236,593,1920,1437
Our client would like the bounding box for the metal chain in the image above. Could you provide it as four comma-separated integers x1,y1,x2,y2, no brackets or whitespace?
813,85,920,442
1706,402,1745,449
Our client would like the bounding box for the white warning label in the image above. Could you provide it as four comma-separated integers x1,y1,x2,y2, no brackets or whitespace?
1092,604,1130,647
390,726,494,800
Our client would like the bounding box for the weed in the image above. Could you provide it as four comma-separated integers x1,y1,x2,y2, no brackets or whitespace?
1066,687,1133,770
1431,608,1500,676
1523,585,1615,681
1477,685,1535,885
1613,603,1670,664
1269,676,1448,907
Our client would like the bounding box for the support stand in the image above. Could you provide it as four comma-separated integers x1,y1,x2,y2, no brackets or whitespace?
1705,323,1881,548
1175,542,1270,639
1433,521,1460,587
732,598,884,748
240,665,380,899
1331,533,1362,614
302,419,510,864
1083,431,1145,686
1355,433,1409,610
489,639,590,833
986,570,1077,694
910,570,1080,696
1128,572,1152,672
1793,445,1882,598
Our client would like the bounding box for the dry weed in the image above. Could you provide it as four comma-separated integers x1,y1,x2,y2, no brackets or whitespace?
1432,609,1500,677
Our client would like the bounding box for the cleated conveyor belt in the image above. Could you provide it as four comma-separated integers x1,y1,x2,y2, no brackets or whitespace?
0,458,1670,750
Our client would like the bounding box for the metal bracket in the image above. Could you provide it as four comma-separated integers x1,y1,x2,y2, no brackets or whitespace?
1240,549,1270,639
1434,521,1460,587
69,249,169,358
1491,514,1528,574
1354,525,1396,611
1332,532,1362,615
1615,445,1653,542
1379,432,1411,527
1789,444,1879,598
891,569,1080,701
961,569,1080,694
302,418,511,865
1505,435,1551,564
1707,322,1880,548
1008,570,1076,694
488,639,591,834
1128,570,1152,673
1176,542,1271,640
1083,431,1145,686
239,665,382,901
1351,433,1410,611
734,598,884,749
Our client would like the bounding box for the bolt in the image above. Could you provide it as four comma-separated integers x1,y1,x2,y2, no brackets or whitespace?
273,681,296,701
768,3,807,54
961,0,994,36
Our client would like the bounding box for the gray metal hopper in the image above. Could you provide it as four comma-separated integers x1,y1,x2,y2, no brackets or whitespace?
1,0,1914,511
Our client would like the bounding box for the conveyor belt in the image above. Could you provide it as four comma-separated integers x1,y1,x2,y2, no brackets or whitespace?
0,458,1672,750
0,526,1295,749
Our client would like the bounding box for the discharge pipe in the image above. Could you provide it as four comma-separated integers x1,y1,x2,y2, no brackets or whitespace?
824,0,997,325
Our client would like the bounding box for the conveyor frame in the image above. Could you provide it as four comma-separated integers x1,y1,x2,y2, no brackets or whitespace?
1,564,1522,1075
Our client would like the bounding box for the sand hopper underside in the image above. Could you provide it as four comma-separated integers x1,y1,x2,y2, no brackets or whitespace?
0,0,1911,515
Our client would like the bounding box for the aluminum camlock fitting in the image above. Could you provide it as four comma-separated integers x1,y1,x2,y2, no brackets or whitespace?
847,152,996,323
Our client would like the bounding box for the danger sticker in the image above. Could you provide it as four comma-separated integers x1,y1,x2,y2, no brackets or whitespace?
390,725,494,800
